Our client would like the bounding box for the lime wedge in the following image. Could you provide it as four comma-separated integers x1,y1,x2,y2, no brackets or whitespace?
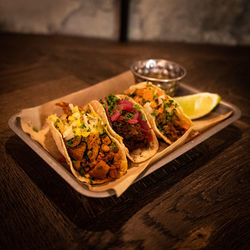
174,92,221,120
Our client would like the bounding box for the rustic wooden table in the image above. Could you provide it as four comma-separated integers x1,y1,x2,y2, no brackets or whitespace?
0,33,249,250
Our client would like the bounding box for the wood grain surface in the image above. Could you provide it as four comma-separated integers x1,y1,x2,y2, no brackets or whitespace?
0,33,250,250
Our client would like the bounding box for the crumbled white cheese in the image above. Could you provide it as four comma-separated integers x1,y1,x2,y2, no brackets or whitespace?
158,95,165,105
144,102,154,114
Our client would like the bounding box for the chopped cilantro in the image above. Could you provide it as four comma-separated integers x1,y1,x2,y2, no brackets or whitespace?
166,115,171,123
124,112,135,120
66,136,80,147
142,113,146,121
79,167,85,176
102,103,106,109
80,124,86,129
101,132,107,138
164,99,175,109
153,93,158,100
107,158,114,165
163,102,168,109
110,142,116,150
32,127,39,132
158,124,164,131
133,104,141,111
151,112,156,117
127,92,136,98
106,94,118,114
142,98,149,104
66,139,74,147
167,100,174,107
165,110,176,123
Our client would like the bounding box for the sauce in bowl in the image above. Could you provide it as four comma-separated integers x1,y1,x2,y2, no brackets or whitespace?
130,59,186,96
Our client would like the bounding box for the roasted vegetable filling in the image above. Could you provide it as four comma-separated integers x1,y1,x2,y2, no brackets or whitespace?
53,102,122,180
124,84,187,142
66,133,121,180
155,114,186,142
101,94,152,151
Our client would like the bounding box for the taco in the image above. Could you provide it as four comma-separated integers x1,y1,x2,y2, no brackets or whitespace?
47,102,127,185
124,82,193,144
90,94,159,163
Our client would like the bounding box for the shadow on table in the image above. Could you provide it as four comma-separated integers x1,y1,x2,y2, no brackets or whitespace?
6,124,241,232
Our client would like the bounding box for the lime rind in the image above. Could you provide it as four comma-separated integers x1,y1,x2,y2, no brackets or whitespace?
174,92,221,120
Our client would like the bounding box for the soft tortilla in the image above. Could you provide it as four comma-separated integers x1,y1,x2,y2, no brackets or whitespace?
90,94,159,163
47,103,128,185
125,82,193,144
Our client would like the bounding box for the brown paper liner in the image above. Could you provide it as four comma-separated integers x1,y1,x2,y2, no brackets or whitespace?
19,71,232,197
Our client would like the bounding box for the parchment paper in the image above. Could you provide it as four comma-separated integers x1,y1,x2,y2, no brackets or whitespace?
19,71,232,197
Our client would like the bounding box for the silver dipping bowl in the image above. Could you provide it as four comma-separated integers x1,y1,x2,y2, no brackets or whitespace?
130,59,187,96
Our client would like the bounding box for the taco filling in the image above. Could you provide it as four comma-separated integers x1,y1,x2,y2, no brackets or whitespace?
48,102,126,182
124,83,190,143
100,94,152,152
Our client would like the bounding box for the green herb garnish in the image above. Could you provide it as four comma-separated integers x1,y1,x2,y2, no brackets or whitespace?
79,167,85,176
124,112,135,120
133,104,141,111
110,142,117,150
101,132,108,138
127,92,136,98
66,139,74,147
153,94,158,100
80,124,86,129
142,98,150,104
158,124,164,131
32,127,39,132
164,100,175,109
106,94,119,114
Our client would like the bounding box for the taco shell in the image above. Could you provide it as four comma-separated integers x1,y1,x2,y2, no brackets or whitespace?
90,94,159,163
47,103,128,185
124,82,193,145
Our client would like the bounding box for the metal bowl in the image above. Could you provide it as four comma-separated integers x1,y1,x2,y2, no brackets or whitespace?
130,59,187,96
